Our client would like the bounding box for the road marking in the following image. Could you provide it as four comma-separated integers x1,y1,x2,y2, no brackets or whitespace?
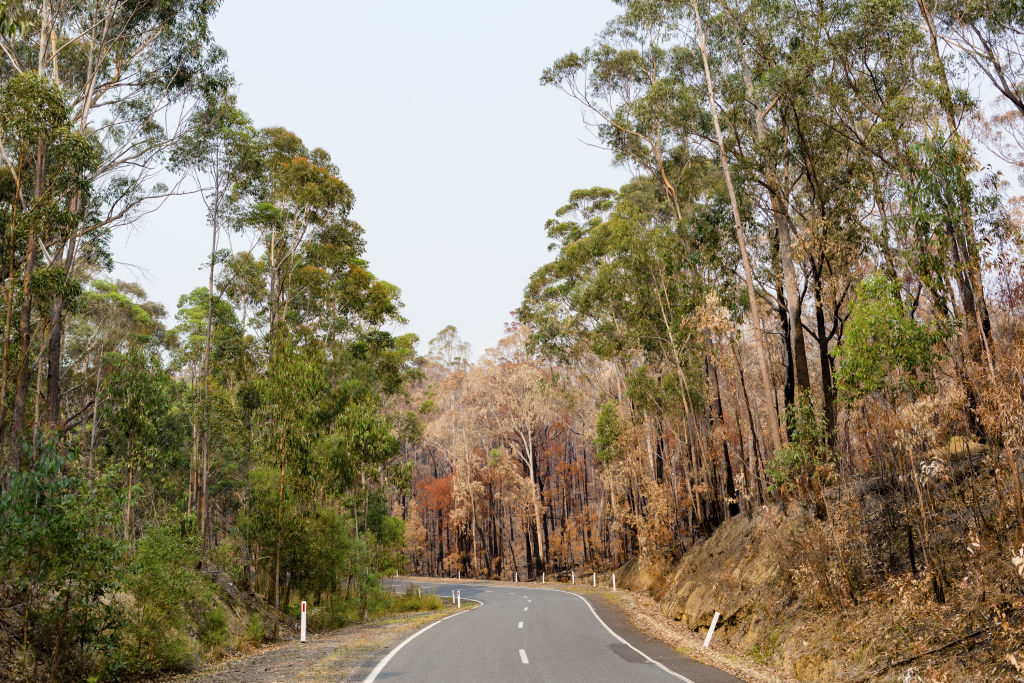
364,597,482,682
553,590,696,683
519,648,529,664
527,599,532,603
523,606,528,611
396,580,696,682
518,621,523,629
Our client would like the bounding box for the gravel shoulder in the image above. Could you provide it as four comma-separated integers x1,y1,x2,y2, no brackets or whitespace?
163,607,462,683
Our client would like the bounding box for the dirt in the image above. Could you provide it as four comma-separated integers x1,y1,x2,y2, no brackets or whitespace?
162,608,459,683
613,461,1024,683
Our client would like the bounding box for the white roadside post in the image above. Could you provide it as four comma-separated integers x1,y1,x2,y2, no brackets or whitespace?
515,571,518,583
593,572,596,587
300,601,307,643
456,590,461,608
451,589,455,604
458,570,461,580
542,572,545,584
612,573,616,591
703,611,721,648
571,571,575,585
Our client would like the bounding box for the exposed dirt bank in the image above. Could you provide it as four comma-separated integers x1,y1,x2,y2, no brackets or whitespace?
618,501,1023,682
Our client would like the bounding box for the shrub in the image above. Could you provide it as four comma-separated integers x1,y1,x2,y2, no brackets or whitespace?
245,613,266,646
767,396,832,493
0,440,126,680
390,587,442,613
124,522,210,675
199,605,231,650
834,273,946,401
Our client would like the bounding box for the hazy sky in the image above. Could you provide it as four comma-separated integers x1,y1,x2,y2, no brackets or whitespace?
110,0,632,358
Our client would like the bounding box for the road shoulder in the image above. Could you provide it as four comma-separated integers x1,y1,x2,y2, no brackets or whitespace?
163,608,460,683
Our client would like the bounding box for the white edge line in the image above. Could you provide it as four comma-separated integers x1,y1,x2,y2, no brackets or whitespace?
519,648,529,663
397,580,696,683
553,589,696,683
364,598,482,682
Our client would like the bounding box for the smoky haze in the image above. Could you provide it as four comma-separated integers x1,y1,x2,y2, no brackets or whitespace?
111,0,631,357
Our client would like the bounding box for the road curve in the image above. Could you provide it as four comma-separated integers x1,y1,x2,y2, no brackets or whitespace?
365,580,743,683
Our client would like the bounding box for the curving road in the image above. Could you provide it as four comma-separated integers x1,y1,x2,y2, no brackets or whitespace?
363,580,743,682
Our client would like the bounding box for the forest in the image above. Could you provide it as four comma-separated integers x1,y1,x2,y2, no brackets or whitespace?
2,0,1024,680
0,1,426,680
397,0,1024,677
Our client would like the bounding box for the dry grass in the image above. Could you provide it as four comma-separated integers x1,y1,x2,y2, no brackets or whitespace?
164,607,463,683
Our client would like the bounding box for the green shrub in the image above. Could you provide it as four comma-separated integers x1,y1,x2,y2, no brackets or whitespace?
390,586,442,613
0,440,126,680
245,613,266,645
308,597,359,631
200,605,231,649
767,396,832,492
124,521,210,675
834,273,946,401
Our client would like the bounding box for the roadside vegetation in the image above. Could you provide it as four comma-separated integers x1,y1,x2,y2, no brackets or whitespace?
0,2,419,680
397,0,1024,679
4,0,1024,680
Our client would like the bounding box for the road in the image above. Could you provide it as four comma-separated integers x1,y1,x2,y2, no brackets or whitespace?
362,580,744,683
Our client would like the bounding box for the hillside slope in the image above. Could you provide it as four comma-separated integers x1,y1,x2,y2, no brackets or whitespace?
621,450,1024,682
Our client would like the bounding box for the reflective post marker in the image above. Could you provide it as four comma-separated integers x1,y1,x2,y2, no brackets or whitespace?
703,611,721,648
515,571,518,582
451,589,455,604
612,573,616,591
571,571,575,584
456,590,461,608
300,601,307,643
593,572,596,587
542,572,545,584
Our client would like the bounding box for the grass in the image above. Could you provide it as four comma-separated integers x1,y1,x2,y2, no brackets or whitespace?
389,587,443,613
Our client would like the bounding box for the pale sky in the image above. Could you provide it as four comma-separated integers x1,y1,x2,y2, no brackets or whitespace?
111,0,631,358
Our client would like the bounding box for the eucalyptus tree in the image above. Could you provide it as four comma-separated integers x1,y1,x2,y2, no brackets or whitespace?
227,128,355,346
0,72,99,467
522,174,744,527
170,96,256,543
63,279,166,467
543,0,789,454
941,0,1024,117
0,0,228,441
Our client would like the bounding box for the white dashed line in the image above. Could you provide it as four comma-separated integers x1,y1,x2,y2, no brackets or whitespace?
523,606,528,611
518,621,523,629
519,648,529,664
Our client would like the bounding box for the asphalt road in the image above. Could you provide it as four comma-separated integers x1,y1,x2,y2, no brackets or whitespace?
362,580,743,683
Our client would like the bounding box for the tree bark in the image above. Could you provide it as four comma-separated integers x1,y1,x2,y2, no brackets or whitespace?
692,0,784,453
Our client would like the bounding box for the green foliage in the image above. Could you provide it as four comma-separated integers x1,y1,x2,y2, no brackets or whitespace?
896,136,998,307
125,522,211,675
766,396,833,492
595,401,622,463
834,273,946,400
390,586,442,613
0,442,125,680
245,613,266,646
199,606,231,650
